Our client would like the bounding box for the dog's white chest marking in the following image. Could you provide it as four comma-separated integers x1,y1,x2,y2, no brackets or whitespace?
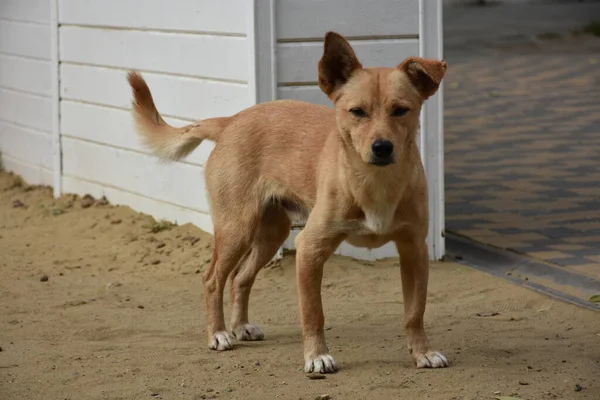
363,203,396,235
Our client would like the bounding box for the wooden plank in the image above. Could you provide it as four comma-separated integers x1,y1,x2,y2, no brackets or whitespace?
0,54,51,95
277,39,419,83
246,0,258,105
254,0,277,103
283,229,397,260
59,26,248,81
0,20,51,59
0,0,50,24
1,154,53,186
420,0,445,260
277,86,331,107
0,88,52,132
60,64,249,120
62,175,214,234
58,0,246,35
337,242,398,260
61,137,211,212
60,100,215,166
0,122,53,169
276,0,419,40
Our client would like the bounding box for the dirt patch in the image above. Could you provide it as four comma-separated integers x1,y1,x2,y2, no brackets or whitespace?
0,171,598,400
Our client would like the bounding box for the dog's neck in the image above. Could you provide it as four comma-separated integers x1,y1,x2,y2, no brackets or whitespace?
337,143,403,232
333,129,422,234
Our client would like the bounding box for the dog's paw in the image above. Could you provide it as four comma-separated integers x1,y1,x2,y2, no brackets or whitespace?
305,354,337,374
232,323,264,341
414,350,449,368
208,331,233,351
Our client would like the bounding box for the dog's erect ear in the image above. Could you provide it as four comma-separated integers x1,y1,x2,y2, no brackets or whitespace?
399,57,447,99
318,32,363,96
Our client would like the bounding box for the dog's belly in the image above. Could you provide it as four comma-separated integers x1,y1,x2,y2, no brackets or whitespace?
344,234,392,249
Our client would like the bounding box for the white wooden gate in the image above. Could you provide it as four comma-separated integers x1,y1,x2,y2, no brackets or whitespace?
0,0,444,260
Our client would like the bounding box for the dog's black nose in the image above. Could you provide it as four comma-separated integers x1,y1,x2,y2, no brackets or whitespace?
371,140,394,159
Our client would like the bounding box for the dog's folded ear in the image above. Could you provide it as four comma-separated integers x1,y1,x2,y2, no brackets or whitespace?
318,32,363,97
399,57,448,99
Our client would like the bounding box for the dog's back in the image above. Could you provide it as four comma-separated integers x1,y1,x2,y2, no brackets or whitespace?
128,69,334,170
128,73,338,208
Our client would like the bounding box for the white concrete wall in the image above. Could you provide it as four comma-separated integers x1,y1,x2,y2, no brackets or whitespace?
57,0,250,234
0,0,54,185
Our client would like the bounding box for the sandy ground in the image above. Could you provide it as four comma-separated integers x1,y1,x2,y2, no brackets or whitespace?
0,171,598,400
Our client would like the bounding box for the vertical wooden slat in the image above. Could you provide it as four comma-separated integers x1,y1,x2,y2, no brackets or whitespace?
246,0,258,106
419,0,445,260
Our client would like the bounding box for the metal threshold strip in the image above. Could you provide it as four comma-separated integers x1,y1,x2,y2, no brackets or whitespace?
445,233,600,313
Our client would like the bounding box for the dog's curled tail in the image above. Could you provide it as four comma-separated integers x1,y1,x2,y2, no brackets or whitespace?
127,70,230,162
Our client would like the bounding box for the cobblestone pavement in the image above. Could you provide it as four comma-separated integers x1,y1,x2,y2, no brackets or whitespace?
443,3,600,279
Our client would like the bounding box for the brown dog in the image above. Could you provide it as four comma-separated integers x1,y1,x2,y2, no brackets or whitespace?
127,31,448,373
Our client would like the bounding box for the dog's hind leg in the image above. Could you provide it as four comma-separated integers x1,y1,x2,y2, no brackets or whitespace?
229,205,292,341
203,222,255,351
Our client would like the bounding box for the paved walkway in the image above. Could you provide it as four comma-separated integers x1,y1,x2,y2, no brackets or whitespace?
443,1,600,279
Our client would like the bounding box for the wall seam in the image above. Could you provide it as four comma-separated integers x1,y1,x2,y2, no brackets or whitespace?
50,0,62,197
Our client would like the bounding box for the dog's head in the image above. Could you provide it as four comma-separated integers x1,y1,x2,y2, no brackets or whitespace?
318,32,447,167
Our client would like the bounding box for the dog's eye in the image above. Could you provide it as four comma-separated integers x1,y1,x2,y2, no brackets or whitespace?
391,107,409,117
349,108,367,118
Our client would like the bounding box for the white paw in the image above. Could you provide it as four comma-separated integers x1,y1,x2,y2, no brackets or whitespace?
208,331,233,351
414,350,449,368
305,354,337,374
232,323,264,341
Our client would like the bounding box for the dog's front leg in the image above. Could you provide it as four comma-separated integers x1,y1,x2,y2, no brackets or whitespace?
295,228,343,373
395,240,449,368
